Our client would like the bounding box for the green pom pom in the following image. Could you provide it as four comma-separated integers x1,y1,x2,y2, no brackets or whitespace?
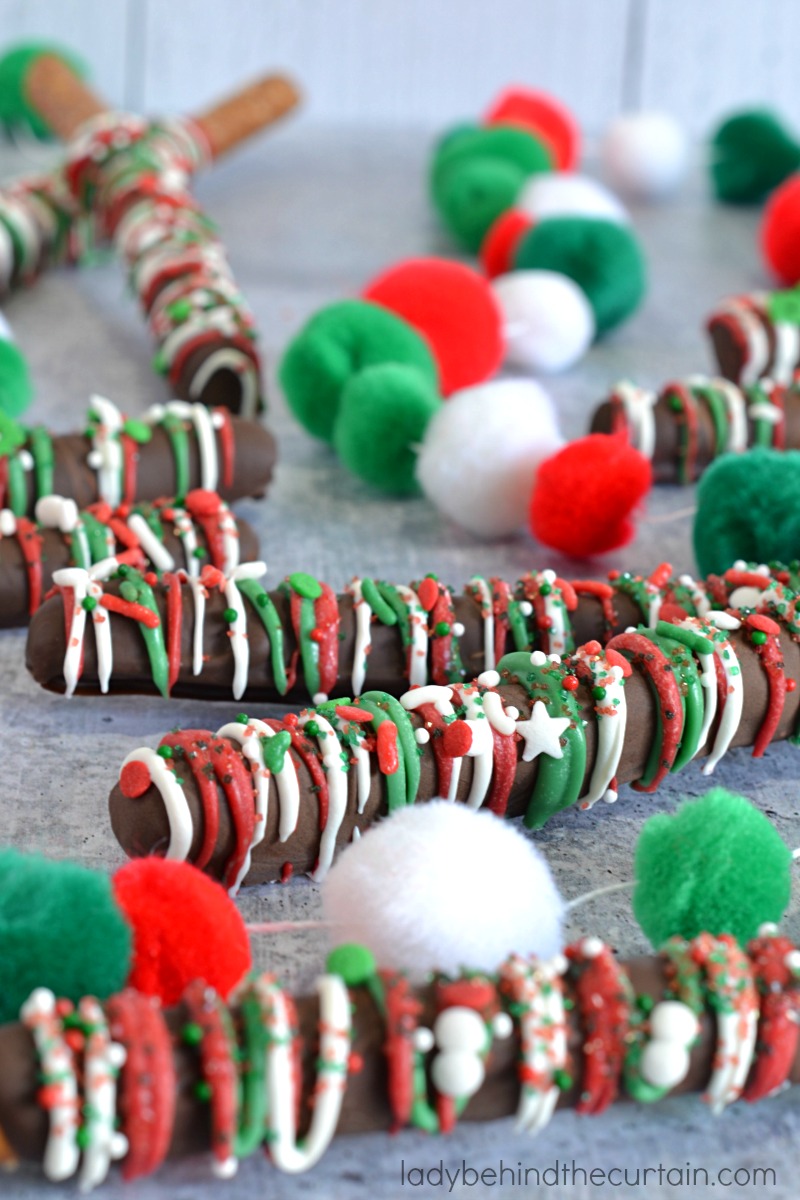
513,215,646,335
710,109,800,204
431,125,552,252
279,299,438,444
326,942,377,986
693,447,800,577
633,789,791,949
0,42,88,140
0,338,32,418
333,362,441,495
0,849,132,1024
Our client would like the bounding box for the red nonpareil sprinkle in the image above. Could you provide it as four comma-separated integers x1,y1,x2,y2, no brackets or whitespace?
120,760,153,799
562,674,579,692
788,679,797,692
416,576,440,612
348,1052,364,1074
583,639,602,656
377,721,399,774
283,712,299,729
442,721,473,758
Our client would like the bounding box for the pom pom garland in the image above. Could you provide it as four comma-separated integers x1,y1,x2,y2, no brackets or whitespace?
322,801,565,982
0,849,131,1024
513,215,647,336
491,270,595,373
600,112,688,200
762,173,800,286
416,378,563,537
529,434,652,557
363,257,504,396
483,86,581,171
0,41,88,140
333,362,441,495
112,858,252,1006
278,299,438,443
693,447,800,577
632,789,792,948
710,109,800,204
517,172,629,225
480,208,532,278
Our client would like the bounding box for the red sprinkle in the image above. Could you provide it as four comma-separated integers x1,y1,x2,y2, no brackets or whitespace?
442,721,473,758
377,721,399,774
101,594,161,628
416,576,440,612
562,674,579,692
280,862,294,884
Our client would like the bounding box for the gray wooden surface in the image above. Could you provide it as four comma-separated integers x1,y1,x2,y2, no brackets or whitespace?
4,0,800,135
2,124,800,1198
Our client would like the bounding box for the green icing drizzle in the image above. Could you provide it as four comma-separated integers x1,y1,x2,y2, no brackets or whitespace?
116,566,170,698
644,625,704,772
162,410,190,502
497,651,586,829
356,690,420,810
28,426,54,499
238,577,289,696
360,577,397,626
81,510,115,563
233,979,270,1157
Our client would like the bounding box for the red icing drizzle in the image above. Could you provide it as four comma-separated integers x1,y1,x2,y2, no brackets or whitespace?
486,722,516,817
666,382,699,482
106,989,176,1182
606,630,684,792
743,934,800,1102
183,489,229,567
163,571,183,693
519,573,577,654
430,582,458,686
14,516,43,614
269,717,329,869
100,592,161,628
743,612,786,757
313,582,341,699
162,730,255,889
566,940,631,1115
213,407,235,490
489,576,511,662
181,979,238,1169
120,432,139,504
416,702,457,799
381,972,423,1133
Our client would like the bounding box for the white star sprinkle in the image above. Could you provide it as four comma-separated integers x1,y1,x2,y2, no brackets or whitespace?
514,701,570,762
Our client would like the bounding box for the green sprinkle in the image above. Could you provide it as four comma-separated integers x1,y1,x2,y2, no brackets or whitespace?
193,546,207,559
751,629,768,645
236,713,249,725
539,581,552,596
167,298,193,322
593,686,607,701
152,350,168,374
288,571,322,600
223,606,238,623
116,564,130,578
261,730,291,775
553,1069,573,1091
304,719,321,739
256,592,268,607
81,595,98,612
76,1126,91,1150
667,392,683,412
156,745,174,759
434,621,451,637
194,1080,213,1103
182,1022,204,1046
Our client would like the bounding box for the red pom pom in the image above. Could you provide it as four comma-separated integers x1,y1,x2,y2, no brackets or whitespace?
484,87,581,171
119,760,151,799
363,257,504,396
762,173,800,285
480,209,533,279
529,434,652,557
112,858,251,1005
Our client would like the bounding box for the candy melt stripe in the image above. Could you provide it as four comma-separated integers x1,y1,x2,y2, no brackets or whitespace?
20,989,80,1182
499,954,568,1134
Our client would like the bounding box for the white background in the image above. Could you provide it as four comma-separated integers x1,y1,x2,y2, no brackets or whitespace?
1,0,799,134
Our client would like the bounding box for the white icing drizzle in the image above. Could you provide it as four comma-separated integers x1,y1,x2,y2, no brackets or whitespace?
86,395,125,508
52,561,118,696
189,346,259,420
20,988,80,1182
707,1004,758,1115
261,974,352,1172
299,711,349,881
718,296,770,385
612,380,657,459
499,954,568,1135
400,684,462,801
120,746,194,860
223,573,250,701
695,376,748,453
771,321,800,385
678,573,711,618
77,996,128,1192
454,685,495,809
699,611,744,775
216,503,241,576
535,569,569,656
186,569,207,675
574,646,627,809
468,575,496,670
215,718,291,892
346,578,372,696
171,508,201,577
127,512,176,572
159,401,219,491
395,583,428,687
482,688,517,736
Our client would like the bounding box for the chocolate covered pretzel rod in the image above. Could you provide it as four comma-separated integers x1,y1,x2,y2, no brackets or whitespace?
107,564,800,889
590,375,799,483
14,50,300,415
707,290,800,387
0,394,274,521
1,932,798,1187
0,490,257,627
26,556,790,705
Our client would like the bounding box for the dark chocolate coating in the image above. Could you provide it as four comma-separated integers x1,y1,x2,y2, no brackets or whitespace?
107,608,800,887
173,340,263,415
590,383,800,484
12,417,275,521
27,581,644,702
0,514,259,629
0,958,797,1170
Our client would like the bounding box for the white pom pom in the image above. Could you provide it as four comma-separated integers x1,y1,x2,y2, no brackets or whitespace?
492,271,594,373
416,379,562,538
517,172,629,224
322,801,565,982
601,112,688,200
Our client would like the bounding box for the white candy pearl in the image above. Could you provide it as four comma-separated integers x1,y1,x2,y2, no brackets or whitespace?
413,1026,435,1054
640,1041,691,1090
434,1006,487,1054
492,1011,514,1040
581,936,604,959
649,1000,698,1044
0,510,15,536
431,1049,485,1098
